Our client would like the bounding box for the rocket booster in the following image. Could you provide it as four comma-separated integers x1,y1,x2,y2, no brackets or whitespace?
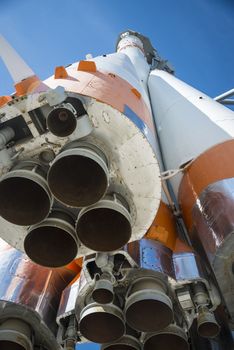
0,30,233,349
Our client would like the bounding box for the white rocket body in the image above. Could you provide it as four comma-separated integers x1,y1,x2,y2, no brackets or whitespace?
0,31,233,349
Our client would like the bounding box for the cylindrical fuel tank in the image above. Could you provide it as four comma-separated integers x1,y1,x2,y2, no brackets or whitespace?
148,68,234,195
180,177,234,323
148,66,234,326
0,239,77,350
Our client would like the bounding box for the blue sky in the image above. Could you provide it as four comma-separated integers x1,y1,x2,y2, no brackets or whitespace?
0,1,233,349
0,0,234,100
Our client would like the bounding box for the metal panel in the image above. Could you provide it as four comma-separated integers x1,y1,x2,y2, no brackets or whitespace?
191,178,234,323
125,239,175,279
148,69,234,195
173,252,205,282
0,239,77,349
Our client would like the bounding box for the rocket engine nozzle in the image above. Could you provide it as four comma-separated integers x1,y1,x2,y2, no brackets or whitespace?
197,307,220,338
47,103,77,137
0,319,33,350
125,276,173,332
0,161,52,226
92,276,114,304
24,210,78,267
76,195,132,252
48,141,109,207
101,335,141,350
79,303,125,344
143,324,189,350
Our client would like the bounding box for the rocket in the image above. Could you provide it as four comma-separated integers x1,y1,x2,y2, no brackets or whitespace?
0,30,233,349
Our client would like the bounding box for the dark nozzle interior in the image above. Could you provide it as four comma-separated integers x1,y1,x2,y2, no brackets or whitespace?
80,310,125,343
198,321,220,338
0,176,50,226
144,333,189,350
77,207,131,251
92,288,114,304
24,224,77,267
48,155,108,207
47,107,77,137
0,341,26,350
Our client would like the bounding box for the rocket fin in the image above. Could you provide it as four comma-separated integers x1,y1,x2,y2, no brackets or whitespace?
0,34,35,83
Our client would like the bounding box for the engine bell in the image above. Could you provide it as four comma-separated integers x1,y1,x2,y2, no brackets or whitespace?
47,102,77,137
143,324,189,350
125,275,173,332
92,275,114,304
48,141,109,207
24,209,78,267
79,302,125,343
0,318,33,350
76,194,132,252
101,334,141,350
197,307,220,338
0,161,52,226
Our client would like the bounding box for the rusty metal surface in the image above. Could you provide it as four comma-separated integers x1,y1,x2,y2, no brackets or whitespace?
125,239,175,279
191,179,234,322
0,239,76,329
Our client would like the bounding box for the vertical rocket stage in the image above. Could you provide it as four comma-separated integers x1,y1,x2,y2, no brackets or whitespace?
0,30,233,349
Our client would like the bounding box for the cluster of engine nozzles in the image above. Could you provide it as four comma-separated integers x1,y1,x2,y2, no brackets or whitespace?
78,275,189,350
0,139,132,267
0,279,220,350
77,275,220,350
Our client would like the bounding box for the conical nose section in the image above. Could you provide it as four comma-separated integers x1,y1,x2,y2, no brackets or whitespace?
0,319,33,350
143,324,189,350
76,196,132,252
24,210,78,267
101,335,141,350
92,278,114,304
125,277,173,332
48,142,108,207
197,307,220,338
79,303,125,343
0,162,52,226
47,103,77,137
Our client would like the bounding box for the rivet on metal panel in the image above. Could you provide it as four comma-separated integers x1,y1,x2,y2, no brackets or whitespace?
142,246,160,270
